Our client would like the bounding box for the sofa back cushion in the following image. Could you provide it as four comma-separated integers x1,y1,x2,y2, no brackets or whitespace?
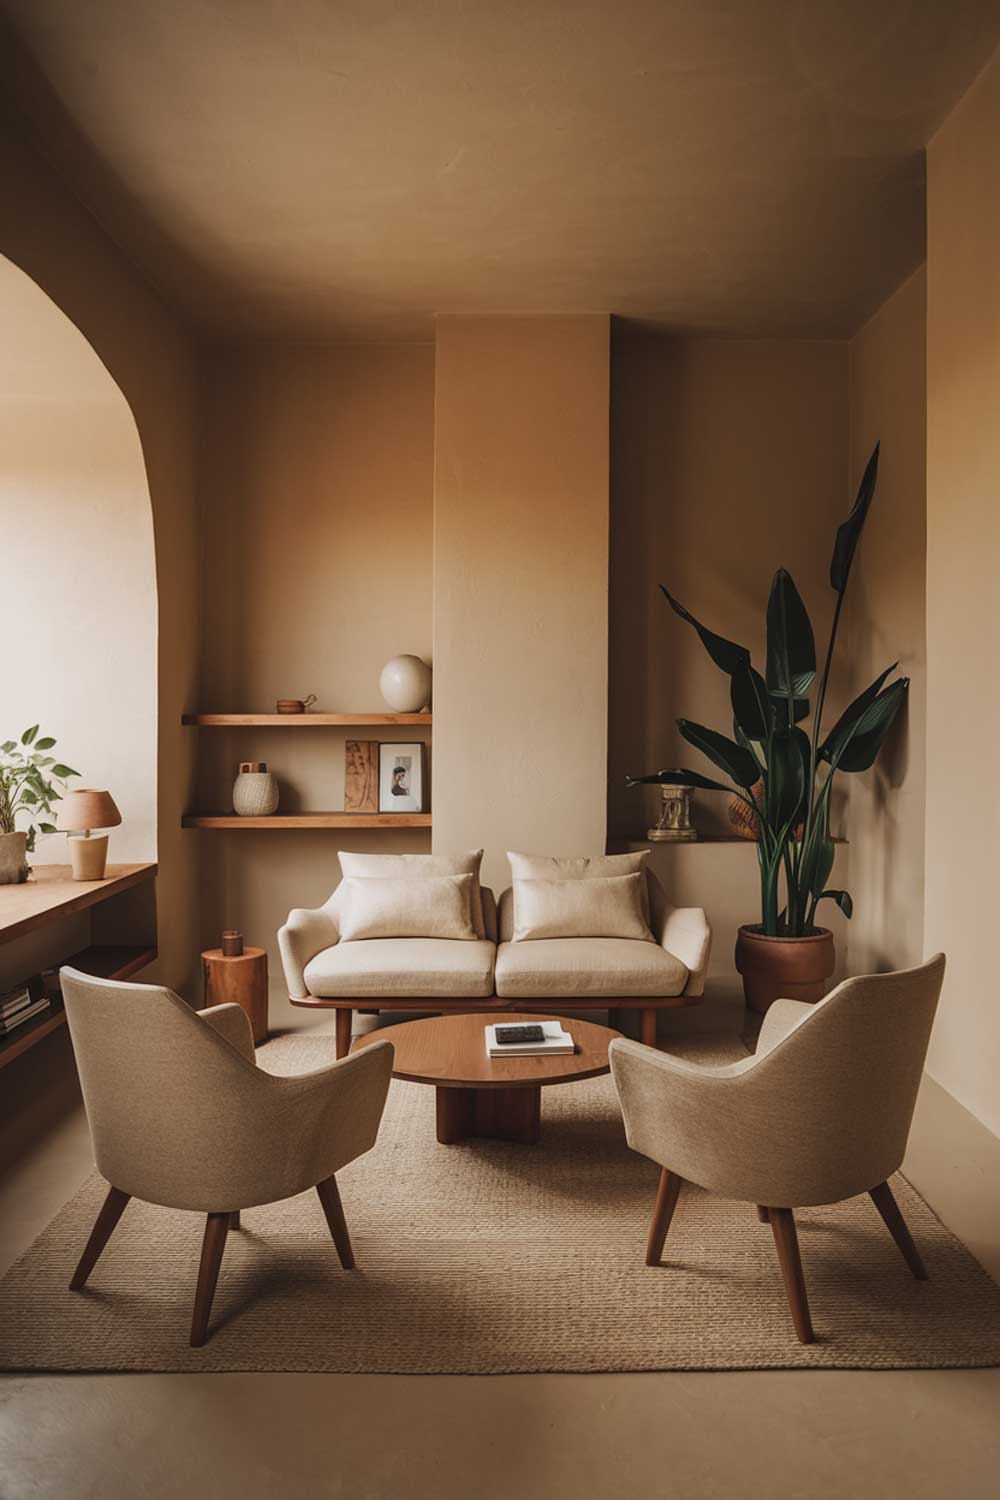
512,872,653,943
338,874,478,943
338,850,486,937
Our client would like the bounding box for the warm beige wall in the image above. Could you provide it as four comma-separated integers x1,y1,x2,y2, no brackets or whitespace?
925,48,1000,1137
0,119,201,995
0,255,157,865
197,343,435,960
433,316,610,894
846,267,927,975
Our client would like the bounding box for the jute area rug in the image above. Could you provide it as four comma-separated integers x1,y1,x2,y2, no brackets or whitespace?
1,1026,999,1375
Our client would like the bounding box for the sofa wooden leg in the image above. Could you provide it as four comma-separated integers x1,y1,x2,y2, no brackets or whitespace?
229,1211,241,1230
335,1008,353,1058
190,1213,230,1347
316,1175,355,1269
640,1008,658,1048
769,1207,815,1344
869,1180,928,1280
757,1205,770,1223
646,1167,684,1265
70,1184,131,1291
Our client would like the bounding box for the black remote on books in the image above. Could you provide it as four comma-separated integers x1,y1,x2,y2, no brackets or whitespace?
494,1024,545,1044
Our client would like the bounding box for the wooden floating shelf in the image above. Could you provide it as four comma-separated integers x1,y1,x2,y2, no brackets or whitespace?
183,812,432,829
0,944,157,1070
182,713,432,726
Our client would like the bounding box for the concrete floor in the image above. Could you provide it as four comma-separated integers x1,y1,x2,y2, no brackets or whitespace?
1,984,998,1500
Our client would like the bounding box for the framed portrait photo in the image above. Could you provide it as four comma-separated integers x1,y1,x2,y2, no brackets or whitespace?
378,742,425,813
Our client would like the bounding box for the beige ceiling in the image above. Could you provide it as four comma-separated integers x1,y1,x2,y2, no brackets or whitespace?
2,0,999,341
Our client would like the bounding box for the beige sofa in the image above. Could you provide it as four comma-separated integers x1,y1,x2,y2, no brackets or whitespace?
280,869,710,1056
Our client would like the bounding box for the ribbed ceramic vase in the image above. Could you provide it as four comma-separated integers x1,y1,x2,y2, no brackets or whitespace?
232,762,279,817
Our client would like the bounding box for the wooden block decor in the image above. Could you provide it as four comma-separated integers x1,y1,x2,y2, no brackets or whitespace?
344,740,378,813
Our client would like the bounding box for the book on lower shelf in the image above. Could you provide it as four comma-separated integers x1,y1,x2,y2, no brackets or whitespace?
0,996,51,1035
1,986,33,1021
485,1021,575,1058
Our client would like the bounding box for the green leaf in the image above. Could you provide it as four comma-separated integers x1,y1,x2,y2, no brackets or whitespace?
33,737,56,750
21,725,39,746
816,889,853,919
0,741,15,754
51,764,80,779
660,586,750,676
39,823,58,834
819,664,898,763
730,663,772,740
678,719,760,789
835,679,908,772
766,726,809,828
831,443,879,593
770,694,810,728
626,767,738,796
766,569,816,699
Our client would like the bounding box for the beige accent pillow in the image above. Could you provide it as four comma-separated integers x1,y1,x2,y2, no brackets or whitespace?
338,850,486,938
512,873,654,943
507,849,650,919
338,875,478,943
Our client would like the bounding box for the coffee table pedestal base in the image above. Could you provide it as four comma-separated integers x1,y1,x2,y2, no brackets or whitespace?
435,1085,541,1145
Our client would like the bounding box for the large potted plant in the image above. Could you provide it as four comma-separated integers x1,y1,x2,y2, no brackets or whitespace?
628,444,908,1013
0,727,80,884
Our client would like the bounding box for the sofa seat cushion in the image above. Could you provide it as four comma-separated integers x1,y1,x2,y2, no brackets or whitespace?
494,938,688,1000
304,938,496,999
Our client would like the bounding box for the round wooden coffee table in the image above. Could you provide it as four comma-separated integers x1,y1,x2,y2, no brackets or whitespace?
351,1011,622,1145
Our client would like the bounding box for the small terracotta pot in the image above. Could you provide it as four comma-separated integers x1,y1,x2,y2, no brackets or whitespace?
735,925,835,1015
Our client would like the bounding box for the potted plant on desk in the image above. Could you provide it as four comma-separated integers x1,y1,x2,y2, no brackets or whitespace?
0,727,79,884
628,444,908,1013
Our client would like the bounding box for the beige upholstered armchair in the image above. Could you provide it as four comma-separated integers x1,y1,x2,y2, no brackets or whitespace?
610,955,946,1343
60,967,394,1346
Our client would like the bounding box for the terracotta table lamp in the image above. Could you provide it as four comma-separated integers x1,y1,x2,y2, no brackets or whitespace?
57,789,122,880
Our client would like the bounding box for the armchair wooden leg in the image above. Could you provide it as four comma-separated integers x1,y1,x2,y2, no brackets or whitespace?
316,1174,355,1269
646,1168,684,1265
768,1207,815,1344
229,1211,241,1230
335,1008,353,1059
190,1213,230,1348
869,1180,928,1280
756,1205,770,1223
70,1185,131,1291
640,1008,658,1048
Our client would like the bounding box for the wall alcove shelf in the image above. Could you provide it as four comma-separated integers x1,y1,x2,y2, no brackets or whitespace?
183,813,431,829
0,863,158,1069
182,712,431,726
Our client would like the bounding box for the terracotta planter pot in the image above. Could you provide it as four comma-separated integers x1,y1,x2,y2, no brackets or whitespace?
0,831,29,884
735,925,835,1016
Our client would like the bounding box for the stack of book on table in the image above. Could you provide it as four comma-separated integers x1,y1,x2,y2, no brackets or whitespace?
0,984,51,1037
485,1020,575,1057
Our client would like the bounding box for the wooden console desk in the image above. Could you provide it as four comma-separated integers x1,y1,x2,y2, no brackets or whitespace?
0,863,157,1069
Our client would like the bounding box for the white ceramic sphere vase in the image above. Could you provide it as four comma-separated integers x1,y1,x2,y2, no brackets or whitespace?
379,655,432,713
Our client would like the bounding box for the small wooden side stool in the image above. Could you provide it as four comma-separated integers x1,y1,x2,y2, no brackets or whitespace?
201,946,268,1045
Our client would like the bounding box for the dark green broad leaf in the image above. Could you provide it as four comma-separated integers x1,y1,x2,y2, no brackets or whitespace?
771,694,810,728
731,662,772,741
678,719,760,789
21,725,39,746
765,569,816,699
801,830,835,902
626,767,735,796
819,664,897,763
816,889,853,919
766,726,809,829
34,736,56,750
660,586,750,676
51,764,80,779
39,823,58,834
1,740,16,754
831,442,879,593
836,678,908,773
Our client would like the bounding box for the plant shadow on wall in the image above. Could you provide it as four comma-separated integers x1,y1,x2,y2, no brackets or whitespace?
0,726,79,883
628,444,909,1013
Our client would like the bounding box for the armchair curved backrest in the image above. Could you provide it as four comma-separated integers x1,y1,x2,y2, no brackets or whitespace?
60,967,393,1212
611,954,946,1206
